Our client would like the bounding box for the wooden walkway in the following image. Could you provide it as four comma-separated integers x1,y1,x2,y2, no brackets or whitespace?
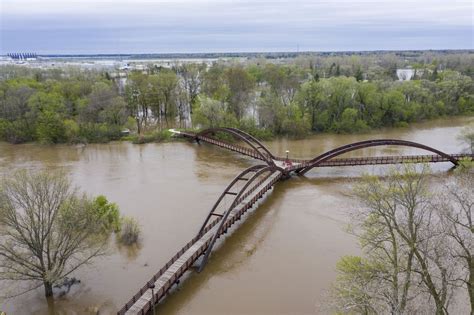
284,153,471,171
177,130,473,172
119,170,282,315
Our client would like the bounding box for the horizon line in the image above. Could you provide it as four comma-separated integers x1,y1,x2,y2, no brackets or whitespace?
2,48,474,57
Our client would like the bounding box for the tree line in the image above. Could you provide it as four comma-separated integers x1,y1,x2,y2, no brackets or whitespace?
0,51,472,144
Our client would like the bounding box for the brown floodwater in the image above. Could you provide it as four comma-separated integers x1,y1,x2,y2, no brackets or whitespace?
0,116,472,315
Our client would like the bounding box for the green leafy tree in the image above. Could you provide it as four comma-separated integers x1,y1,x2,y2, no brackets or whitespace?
193,96,237,128
336,108,368,133
262,64,301,106
355,67,364,82
92,195,121,233
27,91,67,143
201,63,228,101
258,91,284,133
36,111,67,143
354,82,382,127
155,71,179,128
332,256,379,314
296,80,327,131
225,66,255,120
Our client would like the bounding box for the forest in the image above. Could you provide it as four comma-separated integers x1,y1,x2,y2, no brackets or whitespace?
0,51,472,144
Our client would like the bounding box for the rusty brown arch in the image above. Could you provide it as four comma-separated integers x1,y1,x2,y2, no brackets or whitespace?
298,139,459,175
196,164,267,237
196,164,277,272
196,127,276,166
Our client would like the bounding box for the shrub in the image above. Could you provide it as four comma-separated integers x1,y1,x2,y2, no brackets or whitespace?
78,123,122,143
0,119,35,143
132,130,172,144
64,119,81,143
239,117,274,140
92,195,121,233
118,217,141,245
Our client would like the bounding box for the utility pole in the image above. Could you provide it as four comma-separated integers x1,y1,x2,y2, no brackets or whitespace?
132,89,141,135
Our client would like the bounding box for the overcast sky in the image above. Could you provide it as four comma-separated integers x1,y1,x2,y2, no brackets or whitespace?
0,0,472,54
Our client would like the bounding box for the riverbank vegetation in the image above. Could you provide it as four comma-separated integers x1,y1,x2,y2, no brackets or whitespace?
332,164,473,314
0,170,138,299
0,51,472,144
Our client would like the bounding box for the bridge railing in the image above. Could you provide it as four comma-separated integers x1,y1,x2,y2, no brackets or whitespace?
217,170,281,236
118,170,282,315
179,130,473,171
197,135,313,165
117,217,222,314
198,135,266,161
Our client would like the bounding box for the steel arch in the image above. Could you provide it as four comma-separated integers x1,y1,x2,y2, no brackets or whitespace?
224,127,276,159
298,139,459,175
196,164,267,237
197,164,276,271
197,128,275,166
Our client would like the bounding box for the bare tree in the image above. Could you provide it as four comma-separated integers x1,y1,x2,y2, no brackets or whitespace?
338,165,425,314
0,170,110,298
457,125,474,154
334,164,459,314
438,170,474,314
384,166,453,315
177,63,204,114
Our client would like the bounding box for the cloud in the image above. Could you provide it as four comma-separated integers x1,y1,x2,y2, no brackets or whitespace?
1,0,472,53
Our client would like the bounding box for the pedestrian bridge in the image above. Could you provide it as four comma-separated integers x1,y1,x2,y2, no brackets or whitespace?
118,128,472,315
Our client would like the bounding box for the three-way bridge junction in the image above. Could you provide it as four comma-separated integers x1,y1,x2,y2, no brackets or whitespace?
118,128,473,315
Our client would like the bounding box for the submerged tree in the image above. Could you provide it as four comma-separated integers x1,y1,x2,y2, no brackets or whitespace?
438,169,474,314
458,124,474,153
333,164,461,314
0,170,116,298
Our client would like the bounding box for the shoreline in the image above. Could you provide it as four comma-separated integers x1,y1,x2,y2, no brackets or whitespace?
1,115,472,147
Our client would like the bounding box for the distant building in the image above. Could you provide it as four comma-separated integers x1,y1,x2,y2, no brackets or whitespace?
397,69,415,81
7,53,38,61
397,68,430,81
